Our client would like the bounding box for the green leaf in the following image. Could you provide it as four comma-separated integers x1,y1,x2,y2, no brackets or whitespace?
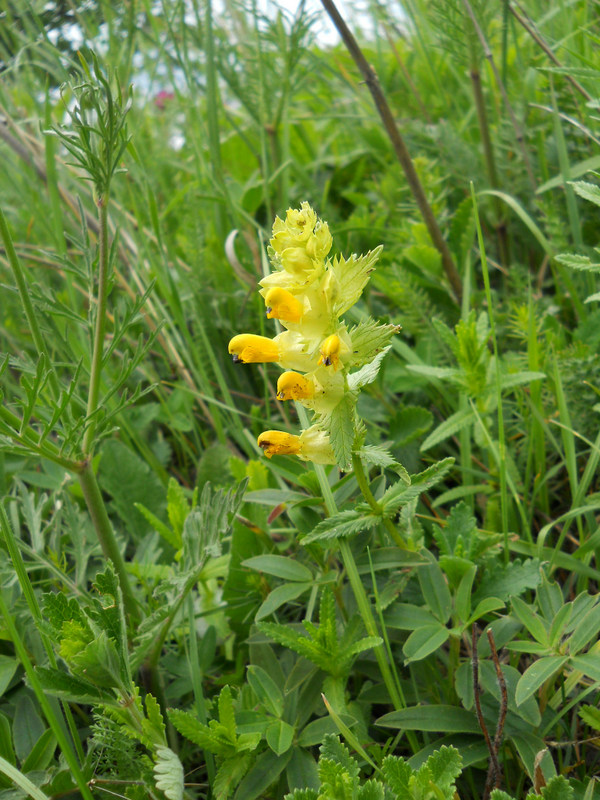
511,597,549,646
377,705,480,733
356,445,410,484
421,408,475,451
385,602,438,630
266,719,294,755
13,695,45,763
153,746,184,800
329,393,357,470
242,555,313,583
425,745,463,792
256,582,313,621
515,656,569,706
571,180,600,208
391,406,433,447
21,728,57,773
214,755,252,800
0,657,18,698
380,755,411,794
417,551,452,624
347,320,399,369
571,654,600,683
381,458,455,514
234,749,292,800
455,565,477,622
542,776,574,800
403,623,450,663
301,509,379,544
555,253,600,273
247,665,284,718
331,247,382,317
474,558,541,603
567,601,600,653
135,502,179,549
286,747,319,792
579,704,600,731
0,755,51,800
347,347,390,391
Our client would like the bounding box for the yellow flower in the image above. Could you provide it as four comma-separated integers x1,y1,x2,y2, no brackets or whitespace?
264,288,304,323
257,425,336,465
229,334,279,364
257,430,302,458
318,334,342,369
277,371,315,401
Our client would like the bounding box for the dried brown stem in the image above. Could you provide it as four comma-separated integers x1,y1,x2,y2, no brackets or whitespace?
319,0,462,303
509,1,592,103
486,628,507,795
472,625,502,799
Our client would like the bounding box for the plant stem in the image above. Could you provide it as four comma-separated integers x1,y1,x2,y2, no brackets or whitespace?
83,198,110,454
78,460,139,624
319,0,462,302
351,453,407,548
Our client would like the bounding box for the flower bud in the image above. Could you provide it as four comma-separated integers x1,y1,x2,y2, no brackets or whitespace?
264,288,304,323
228,334,279,364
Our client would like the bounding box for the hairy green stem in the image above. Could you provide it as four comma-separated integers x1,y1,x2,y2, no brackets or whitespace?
78,461,139,624
83,199,109,454
351,454,406,547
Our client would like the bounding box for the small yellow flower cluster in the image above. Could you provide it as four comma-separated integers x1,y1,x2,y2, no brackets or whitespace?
229,202,395,465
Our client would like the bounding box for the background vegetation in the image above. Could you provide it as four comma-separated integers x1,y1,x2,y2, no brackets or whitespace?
1,0,600,798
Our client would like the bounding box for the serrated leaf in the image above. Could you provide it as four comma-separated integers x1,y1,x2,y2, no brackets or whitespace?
357,445,410,484
542,775,574,800
329,393,357,470
555,253,600,272
381,458,454,514
500,371,546,390
301,510,379,544
348,320,399,369
34,667,118,705
347,347,390,391
579,704,600,731
474,558,541,603
214,754,252,800
425,745,463,791
331,246,382,316
571,180,600,208
381,755,412,794
153,746,184,800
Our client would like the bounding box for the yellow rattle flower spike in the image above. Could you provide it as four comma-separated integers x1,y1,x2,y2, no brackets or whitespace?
228,334,279,364
257,430,302,458
318,334,342,369
277,372,314,401
264,288,304,323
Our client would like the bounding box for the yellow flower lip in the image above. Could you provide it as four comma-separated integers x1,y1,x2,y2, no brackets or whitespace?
228,334,279,364
257,430,301,458
276,371,314,401
264,288,304,323
318,334,342,369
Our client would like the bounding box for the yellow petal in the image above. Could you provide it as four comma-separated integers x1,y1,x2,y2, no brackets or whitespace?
257,430,302,458
277,372,314,401
264,288,304,323
318,334,342,369
228,334,279,364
